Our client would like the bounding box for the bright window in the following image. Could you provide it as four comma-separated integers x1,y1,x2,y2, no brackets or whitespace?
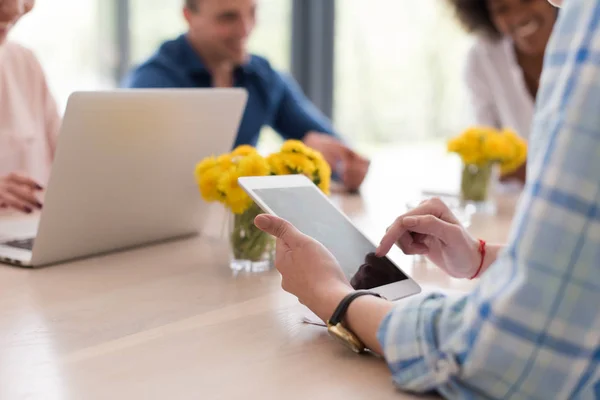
10,0,115,110
334,0,473,149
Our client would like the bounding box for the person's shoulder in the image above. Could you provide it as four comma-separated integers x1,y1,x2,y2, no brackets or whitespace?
153,35,189,62
125,35,188,88
248,54,288,81
2,41,31,56
0,42,56,112
466,36,506,63
247,54,297,91
464,36,510,77
248,54,276,72
0,41,48,83
1,41,40,68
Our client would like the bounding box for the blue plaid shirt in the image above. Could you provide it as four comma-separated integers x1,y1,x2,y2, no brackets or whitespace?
377,1,600,398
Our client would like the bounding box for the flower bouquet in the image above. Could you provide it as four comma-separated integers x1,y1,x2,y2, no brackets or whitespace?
448,126,527,205
195,141,331,272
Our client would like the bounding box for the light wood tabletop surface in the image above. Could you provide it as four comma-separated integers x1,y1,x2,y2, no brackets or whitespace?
0,147,521,400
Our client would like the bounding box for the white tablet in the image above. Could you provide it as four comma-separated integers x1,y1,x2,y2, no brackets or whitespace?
238,175,421,300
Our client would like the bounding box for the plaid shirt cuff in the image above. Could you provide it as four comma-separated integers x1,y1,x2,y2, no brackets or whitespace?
377,291,464,392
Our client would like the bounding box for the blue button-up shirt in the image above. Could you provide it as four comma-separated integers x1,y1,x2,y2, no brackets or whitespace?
378,1,600,398
123,34,338,148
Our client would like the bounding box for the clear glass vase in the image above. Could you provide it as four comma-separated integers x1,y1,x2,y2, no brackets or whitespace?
460,163,496,214
228,203,275,273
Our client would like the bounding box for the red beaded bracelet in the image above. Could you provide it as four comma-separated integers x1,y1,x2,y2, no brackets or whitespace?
470,239,487,280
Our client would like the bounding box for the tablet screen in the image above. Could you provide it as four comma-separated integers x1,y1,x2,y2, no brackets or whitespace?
254,186,408,290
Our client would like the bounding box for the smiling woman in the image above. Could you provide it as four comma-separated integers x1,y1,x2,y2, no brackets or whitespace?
446,0,558,184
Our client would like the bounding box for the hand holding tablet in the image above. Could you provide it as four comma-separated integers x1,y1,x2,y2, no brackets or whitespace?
238,175,421,301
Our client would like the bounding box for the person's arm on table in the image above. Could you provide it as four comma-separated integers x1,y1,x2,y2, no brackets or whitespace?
271,72,370,191
0,173,44,213
270,72,339,142
253,200,486,353
303,196,502,356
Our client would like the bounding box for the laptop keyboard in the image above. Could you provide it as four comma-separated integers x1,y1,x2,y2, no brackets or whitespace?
2,238,35,251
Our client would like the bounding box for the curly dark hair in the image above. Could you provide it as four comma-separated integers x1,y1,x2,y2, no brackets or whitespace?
185,0,199,11
446,0,501,39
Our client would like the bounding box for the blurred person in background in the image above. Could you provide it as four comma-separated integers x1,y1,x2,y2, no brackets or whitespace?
0,0,60,213
124,0,370,192
447,0,558,184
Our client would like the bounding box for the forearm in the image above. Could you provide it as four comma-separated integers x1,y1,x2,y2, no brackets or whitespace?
335,243,506,357
274,73,338,140
324,245,505,357
344,295,395,355
308,283,394,355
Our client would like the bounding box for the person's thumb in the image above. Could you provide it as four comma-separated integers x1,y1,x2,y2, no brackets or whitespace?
401,215,458,244
254,214,302,245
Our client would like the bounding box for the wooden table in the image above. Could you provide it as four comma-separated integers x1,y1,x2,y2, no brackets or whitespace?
0,149,520,400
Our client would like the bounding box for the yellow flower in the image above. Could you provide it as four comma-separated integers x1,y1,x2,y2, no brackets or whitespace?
461,153,484,166
266,154,287,175
198,167,223,202
312,151,329,168
465,126,496,141
281,140,310,155
483,132,515,162
312,155,331,194
218,169,241,196
448,125,528,170
500,138,528,175
496,129,527,174
303,147,321,161
231,145,258,157
218,170,252,214
316,174,331,195
448,126,517,166
195,140,333,209
448,134,481,162
281,152,316,175
238,153,270,177
502,128,522,144
228,197,253,214
217,154,234,170
447,137,463,154
195,156,218,179
451,138,484,165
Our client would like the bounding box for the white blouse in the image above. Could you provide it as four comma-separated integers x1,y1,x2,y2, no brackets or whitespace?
464,37,535,140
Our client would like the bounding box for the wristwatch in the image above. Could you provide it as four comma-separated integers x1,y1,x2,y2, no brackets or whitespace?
326,290,383,353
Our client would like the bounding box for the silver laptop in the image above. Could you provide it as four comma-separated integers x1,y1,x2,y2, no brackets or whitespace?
0,89,247,267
